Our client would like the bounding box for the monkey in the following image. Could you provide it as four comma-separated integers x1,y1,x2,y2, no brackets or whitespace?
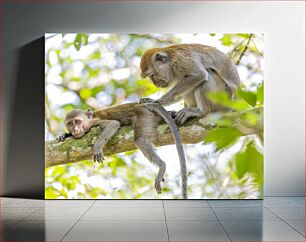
57,102,188,199
139,44,241,124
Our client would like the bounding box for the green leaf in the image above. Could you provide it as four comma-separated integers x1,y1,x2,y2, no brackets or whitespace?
162,187,172,192
220,34,233,46
237,89,257,107
241,112,258,126
45,187,60,199
235,141,264,185
88,188,107,198
205,127,243,150
256,83,264,106
207,91,250,111
79,88,92,99
236,33,251,38
61,104,77,112
74,33,89,51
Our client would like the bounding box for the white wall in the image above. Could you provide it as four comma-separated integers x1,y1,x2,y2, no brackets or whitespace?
3,1,304,196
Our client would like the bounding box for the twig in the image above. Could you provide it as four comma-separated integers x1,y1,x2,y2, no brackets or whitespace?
235,34,254,65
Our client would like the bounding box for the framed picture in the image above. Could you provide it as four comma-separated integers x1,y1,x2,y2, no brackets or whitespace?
45,33,264,199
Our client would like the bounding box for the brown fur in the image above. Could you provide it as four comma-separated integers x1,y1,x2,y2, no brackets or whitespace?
58,102,188,198
140,44,241,124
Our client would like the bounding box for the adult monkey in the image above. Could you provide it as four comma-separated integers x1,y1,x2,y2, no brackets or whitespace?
57,103,188,199
139,44,241,124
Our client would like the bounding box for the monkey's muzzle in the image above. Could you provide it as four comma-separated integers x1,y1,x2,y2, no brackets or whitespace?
149,75,167,88
152,77,168,88
72,131,85,139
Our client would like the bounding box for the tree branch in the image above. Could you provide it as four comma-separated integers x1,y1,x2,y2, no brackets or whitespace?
45,111,263,168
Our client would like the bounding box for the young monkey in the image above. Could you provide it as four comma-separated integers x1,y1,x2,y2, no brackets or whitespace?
57,102,188,199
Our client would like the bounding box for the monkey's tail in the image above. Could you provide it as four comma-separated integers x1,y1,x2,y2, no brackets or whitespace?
145,103,188,199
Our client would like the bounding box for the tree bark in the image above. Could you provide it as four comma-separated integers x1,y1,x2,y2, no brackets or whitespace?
45,110,263,168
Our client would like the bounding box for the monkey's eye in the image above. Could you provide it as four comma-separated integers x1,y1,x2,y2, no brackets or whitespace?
75,120,81,125
155,53,167,63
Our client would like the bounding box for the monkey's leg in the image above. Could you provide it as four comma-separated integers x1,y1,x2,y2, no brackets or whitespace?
93,120,120,163
175,82,213,125
134,136,166,194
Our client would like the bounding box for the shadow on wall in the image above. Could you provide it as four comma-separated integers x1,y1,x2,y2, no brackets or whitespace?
5,37,45,199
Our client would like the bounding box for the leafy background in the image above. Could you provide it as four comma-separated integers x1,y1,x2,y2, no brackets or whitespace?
45,33,264,199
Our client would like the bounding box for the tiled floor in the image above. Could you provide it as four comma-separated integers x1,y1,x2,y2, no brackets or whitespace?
0,197,304,241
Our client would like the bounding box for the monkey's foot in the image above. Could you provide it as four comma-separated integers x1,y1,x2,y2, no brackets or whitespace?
155,178,164,194
139,97,159,104
168,110,177,119
93,151,105,163
174,108,199,125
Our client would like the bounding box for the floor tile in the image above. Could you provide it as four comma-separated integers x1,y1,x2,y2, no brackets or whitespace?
164,200,209,208
167,220,230,241
221,220,305,241
213,207,279,220
1,198,46,208
0,220,20,240
92,200,163,208
0,220,21,230
46,200,94,208
268,207,305,220
1,220,75,241
292,197,305,206
208,199,263,208
0,207,39,220
286,220,305,236
81,207,165,221
264,197,304,207
165,207,217,221
25,207,87,220
63,220,168,241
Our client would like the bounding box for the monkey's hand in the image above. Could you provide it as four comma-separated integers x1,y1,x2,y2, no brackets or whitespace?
93,149,105,163
56,133,71,142
139,97,161,104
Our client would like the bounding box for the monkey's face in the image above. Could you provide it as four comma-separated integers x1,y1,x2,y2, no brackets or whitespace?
141,50,172,88
64,109,93,138
66,118,88,138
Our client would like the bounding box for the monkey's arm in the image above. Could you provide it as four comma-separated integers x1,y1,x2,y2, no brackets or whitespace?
91,119,120,163
141,73,208,106
57,132,73,142
162,73,209,105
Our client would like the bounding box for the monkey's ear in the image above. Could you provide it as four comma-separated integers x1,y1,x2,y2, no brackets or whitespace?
155,52,168,63
85,109,93,119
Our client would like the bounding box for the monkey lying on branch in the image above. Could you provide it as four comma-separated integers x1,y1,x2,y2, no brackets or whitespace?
57,103,188,199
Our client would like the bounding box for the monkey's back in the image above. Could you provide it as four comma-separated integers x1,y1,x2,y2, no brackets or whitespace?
93,103,138,125
171,44,240,87
141,44,240,88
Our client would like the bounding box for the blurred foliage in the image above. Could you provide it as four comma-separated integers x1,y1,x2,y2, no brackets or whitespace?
203,83,264,197
45,33,264,199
